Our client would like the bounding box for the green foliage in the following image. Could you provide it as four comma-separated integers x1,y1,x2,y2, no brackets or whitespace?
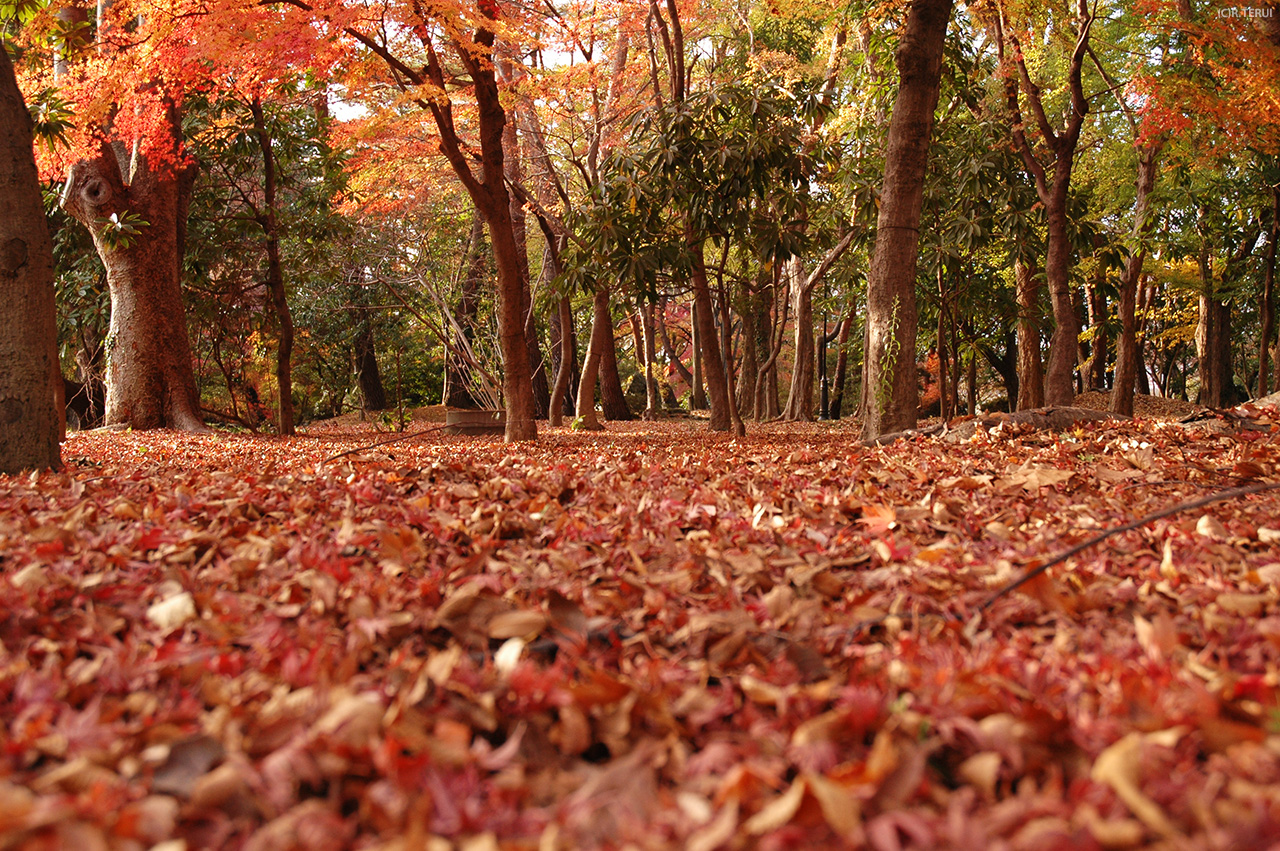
564,80,840,298
26,87,73,150
94,210,149,251
876,295,901,414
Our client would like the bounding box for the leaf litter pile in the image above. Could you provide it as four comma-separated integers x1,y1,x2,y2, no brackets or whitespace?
4,411,1280,850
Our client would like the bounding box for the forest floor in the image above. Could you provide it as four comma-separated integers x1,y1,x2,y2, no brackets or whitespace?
3,400,1280,849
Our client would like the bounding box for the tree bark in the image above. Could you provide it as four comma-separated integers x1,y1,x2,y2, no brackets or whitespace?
996,0,1094,407
1,48,62,472
1259,187,1279,397
548,294,575,427
574,286,611,430
416,16,535,441
829,304,856,419
1014,259,1044,409
639,303,661,418
1111,145,1161,416
61,110,205,431
599,306,634,421
784,257,816,421
353,320,387,411
249,98,294,435
861,0,952,440
689,298,708,410
691,244,732,431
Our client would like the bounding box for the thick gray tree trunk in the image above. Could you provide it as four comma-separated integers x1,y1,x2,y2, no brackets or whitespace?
1,49,62,472
861,0,952,439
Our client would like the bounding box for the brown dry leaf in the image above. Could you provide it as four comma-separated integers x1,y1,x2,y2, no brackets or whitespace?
1196,515,1229,540
742,777,807,835
1216,592,1269,617
685,798,739,851
313,692,385,748
487,609,548,640
1078,804,1145,850
146,591,197,630
957,751,1002,800
804,772,860,837
998,463,1075,491
1133,612,1180,661
1090,729,1186,838
151,735,226,798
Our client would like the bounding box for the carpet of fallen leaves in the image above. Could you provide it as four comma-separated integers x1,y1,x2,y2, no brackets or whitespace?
4,410,1280,850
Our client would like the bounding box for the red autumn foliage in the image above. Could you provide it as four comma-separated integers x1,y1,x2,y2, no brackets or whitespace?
3,411,1280,848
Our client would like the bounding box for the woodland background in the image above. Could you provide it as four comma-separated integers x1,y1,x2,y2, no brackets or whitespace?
3,0,1278,443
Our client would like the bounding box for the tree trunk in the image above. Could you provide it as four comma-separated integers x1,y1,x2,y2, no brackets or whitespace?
1085,257,1107,391
419,15,536,441
498,88,550,420
574,286,611,430
784,258,816,421
657,298,693,396
717,276,746,436
689,298,708,410
61,114,205,431
737,279,767,418
996,0,1094,407
0,48,62,472
861,0,952,440
1043,199,1080,405
353,321,387,411
829,305,856,419
691,245,733,431
639,303,661,418
599,305,634,421
250,98,294,436
755,263,790,420
1259,187,1279,397
548,295,575,427
1111,145,1161,416
1014,259,1044,409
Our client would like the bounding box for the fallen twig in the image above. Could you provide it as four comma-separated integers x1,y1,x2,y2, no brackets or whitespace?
846,479,1280,637
324,424,450,463
975,479,1280,613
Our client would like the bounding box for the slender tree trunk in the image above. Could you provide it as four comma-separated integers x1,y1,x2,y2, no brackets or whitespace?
1015,259,1044,409
784,258,816,421
829,305,855,419
689,298,708,410
1111,146,1161,415
691,243,732,431
249,98,294,435
62,114,205,431
861,0,952,439
1259,188,1279,397
548,295,574,426
1084,257,1107,391
755,264,790,420
418,15,535,441
640,303,660,419
657,297,693,394
717,278,746,436
1,48,62,472
575,286,612,429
